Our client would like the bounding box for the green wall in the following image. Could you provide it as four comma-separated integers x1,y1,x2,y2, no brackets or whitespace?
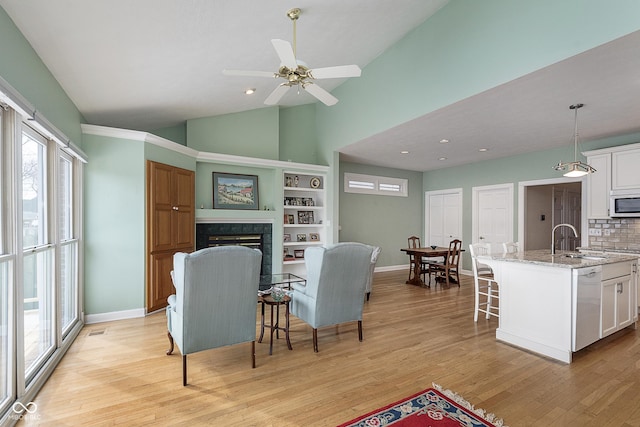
187,107,280,159
339,162,423,267
83,134,146,314
0,7,84,145
151,123,187,146
279,104,319,165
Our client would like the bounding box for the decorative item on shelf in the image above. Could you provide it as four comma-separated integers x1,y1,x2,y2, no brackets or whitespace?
294,175,299,187
552,103,596,177
309,232,319,241
298,211,314,224
284,248,295,260
297,233,307,242
294,249,305,258
304,198,314,206
310,176,321,189
284,233,291,242
285,176,292,187
212,172,259,210
285,214,295,224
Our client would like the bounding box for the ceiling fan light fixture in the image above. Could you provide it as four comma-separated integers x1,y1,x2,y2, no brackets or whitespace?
552,103,596,177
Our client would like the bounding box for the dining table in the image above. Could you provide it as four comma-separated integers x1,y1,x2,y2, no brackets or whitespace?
400,246,464,287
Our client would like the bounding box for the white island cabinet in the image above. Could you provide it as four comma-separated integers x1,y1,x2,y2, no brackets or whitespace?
479,250,637,363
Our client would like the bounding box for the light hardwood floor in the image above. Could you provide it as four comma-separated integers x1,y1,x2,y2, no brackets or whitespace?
19,271,640,426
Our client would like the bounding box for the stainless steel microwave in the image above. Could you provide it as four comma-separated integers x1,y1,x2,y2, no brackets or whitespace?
610,190,640,217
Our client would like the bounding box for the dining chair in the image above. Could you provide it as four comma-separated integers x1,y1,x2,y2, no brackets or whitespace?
502,241,519,254
428,239,462,287
469,243,499,321
407,235,431,283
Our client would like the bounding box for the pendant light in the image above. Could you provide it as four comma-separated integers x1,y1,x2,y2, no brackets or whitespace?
553,103,596,177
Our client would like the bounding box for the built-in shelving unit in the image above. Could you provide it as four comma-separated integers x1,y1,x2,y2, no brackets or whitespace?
282,172,327,274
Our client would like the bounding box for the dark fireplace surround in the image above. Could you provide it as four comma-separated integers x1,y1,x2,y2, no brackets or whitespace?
196,222,272,275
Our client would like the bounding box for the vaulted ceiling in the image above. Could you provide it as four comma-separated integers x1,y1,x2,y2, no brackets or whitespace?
1,1,639,171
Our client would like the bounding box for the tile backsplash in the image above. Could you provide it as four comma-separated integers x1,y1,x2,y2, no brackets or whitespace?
588,218,640,251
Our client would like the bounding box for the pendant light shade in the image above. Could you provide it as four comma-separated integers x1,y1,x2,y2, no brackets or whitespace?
552,103,596,177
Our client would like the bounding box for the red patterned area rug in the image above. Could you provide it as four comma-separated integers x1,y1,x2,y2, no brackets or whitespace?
337,383,507,427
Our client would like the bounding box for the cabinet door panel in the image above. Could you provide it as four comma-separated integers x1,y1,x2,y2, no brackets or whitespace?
147,251,175,313
601,279,617,338
612,149,640,190
617,277,633,329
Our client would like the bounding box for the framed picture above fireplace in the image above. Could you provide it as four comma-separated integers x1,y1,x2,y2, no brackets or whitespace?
213,172,259,210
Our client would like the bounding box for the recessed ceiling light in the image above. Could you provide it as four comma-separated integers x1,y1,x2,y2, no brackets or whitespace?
479,148,488,152
439,139,449,144
400,150,409,154
245,88,256,95
438,157,447,161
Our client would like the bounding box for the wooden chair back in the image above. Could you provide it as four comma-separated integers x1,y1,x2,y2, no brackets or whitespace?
408,236,421,249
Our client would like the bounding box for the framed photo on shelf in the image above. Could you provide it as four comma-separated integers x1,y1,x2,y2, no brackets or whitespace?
212,172,259,210
309,232,320,241
286,214,295,224
297,211,314,224
283,233,291,242
294,249,305,258
297,233,307,242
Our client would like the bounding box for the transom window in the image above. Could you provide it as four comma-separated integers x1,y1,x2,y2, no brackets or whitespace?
344,172,408,197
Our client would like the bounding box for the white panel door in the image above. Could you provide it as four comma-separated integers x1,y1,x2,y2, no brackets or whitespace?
473,184,513,253
425,189,462,248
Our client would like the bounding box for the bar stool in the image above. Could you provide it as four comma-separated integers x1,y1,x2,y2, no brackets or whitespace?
469,243,499,321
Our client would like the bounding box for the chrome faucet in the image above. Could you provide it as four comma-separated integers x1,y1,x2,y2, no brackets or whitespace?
551,223,579,254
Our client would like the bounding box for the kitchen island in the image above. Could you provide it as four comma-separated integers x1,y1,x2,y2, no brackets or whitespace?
478,249,638,363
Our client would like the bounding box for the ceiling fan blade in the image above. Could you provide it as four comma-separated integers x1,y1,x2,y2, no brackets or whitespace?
264,84,290,105
223,69,276,78
309,65,362,79
271,39,297,69
304,83,338,106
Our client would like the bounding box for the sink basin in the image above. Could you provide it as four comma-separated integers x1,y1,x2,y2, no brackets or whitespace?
563,253,606,260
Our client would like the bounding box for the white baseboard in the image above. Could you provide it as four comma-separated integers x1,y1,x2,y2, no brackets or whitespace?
374,264,408,272
84,308,145,324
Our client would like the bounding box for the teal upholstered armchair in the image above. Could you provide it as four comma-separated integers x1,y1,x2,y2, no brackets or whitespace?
290,242,374,352
166,246,262,386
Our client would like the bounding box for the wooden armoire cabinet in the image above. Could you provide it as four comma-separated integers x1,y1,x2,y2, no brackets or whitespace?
146,160,195,312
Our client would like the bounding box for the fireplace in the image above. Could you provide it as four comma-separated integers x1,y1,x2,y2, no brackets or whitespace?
196,223,272,275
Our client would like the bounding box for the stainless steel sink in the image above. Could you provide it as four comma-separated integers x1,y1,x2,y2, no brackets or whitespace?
564,253,607,260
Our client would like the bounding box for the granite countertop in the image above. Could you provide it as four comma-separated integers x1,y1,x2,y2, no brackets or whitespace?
577,247,640,255
479,249,638,269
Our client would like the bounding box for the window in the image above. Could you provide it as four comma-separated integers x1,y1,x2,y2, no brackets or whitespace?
0,88,83,421
21,126,55,382
58,153,78,334
344,172,408,197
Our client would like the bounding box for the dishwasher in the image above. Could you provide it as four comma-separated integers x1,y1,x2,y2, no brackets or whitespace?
572,266,602,351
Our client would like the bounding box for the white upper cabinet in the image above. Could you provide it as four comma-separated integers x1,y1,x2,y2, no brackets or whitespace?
585,153,611,219
584,142,640,219
612,148,640,190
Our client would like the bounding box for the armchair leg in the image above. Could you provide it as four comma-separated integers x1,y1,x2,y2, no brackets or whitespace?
358,320,363,342
251,341,256,368
182,355,187,387
166,331,174,355
313,329,319,353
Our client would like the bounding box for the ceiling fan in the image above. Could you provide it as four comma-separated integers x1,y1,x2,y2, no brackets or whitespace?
223,7,361,106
